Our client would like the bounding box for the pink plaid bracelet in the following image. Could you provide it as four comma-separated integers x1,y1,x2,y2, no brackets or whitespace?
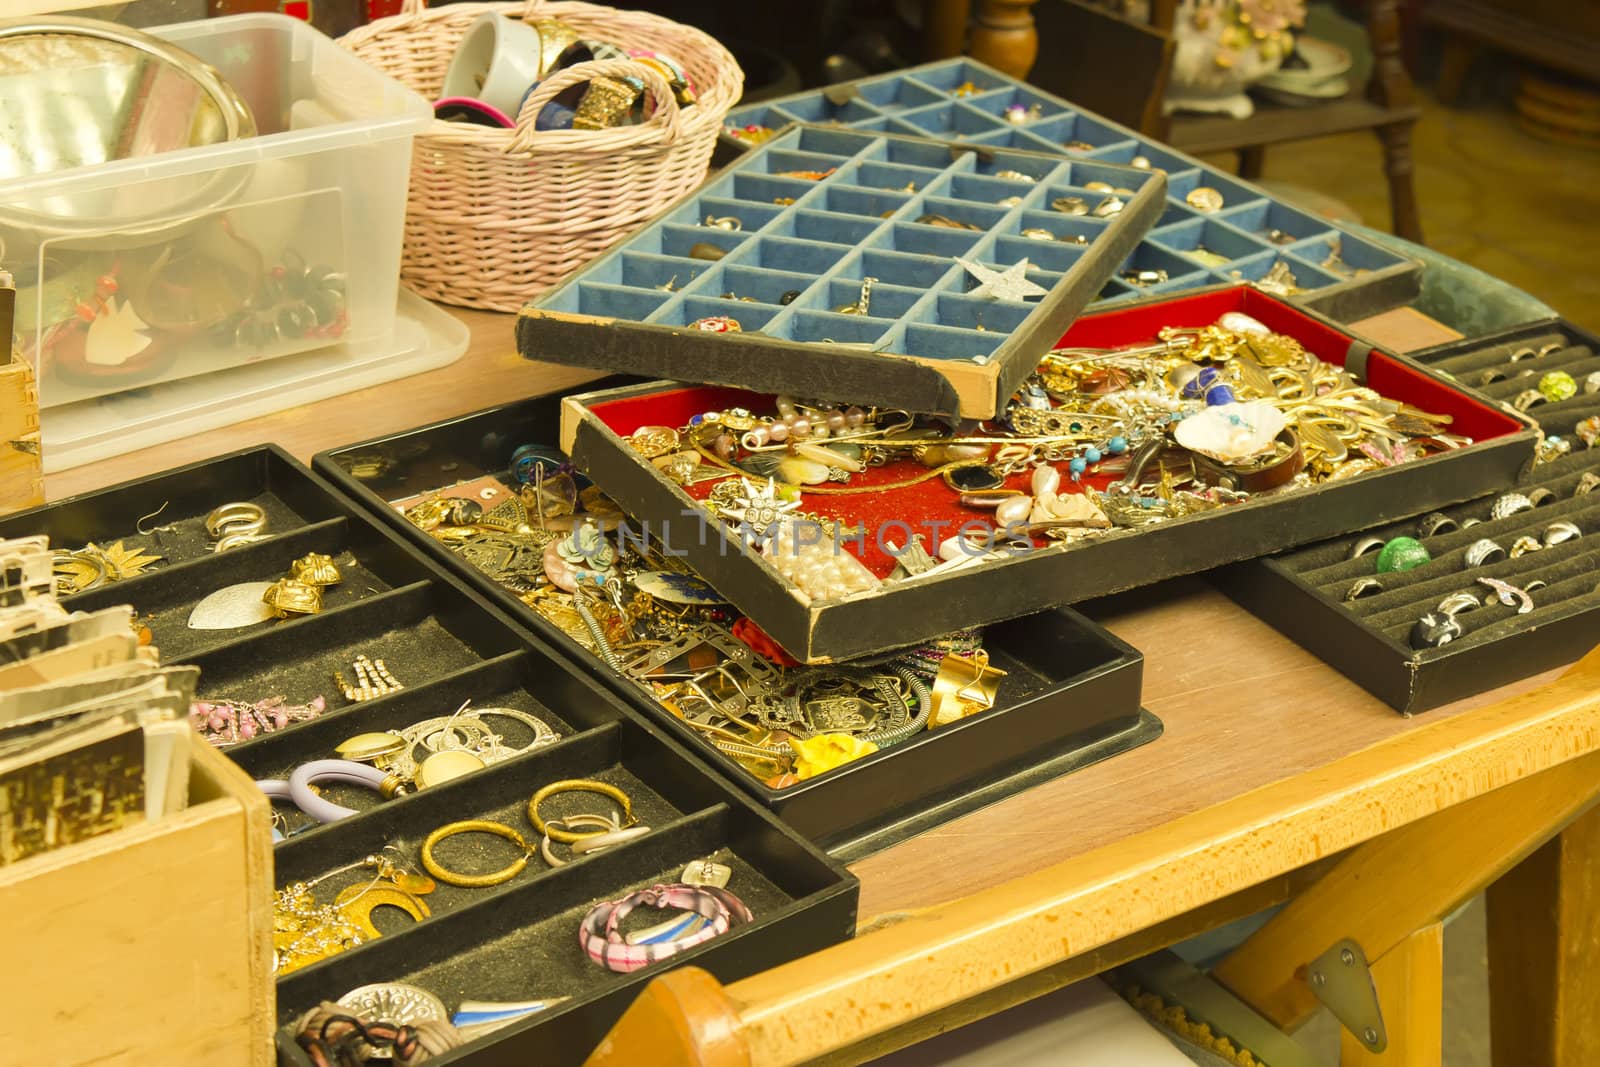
579,883,752,972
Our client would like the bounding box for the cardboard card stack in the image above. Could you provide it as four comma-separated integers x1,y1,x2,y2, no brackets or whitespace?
0,535,193,867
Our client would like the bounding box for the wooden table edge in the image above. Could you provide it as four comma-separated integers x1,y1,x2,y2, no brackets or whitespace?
716,648,1600,1065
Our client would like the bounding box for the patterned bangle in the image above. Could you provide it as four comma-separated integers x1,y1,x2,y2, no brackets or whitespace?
581,883,752,973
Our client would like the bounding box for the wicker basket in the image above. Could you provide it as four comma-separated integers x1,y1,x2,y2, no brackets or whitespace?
342,0,742,311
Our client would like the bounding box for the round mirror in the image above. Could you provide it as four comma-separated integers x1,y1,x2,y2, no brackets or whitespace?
0,16,254,179
0,17,256,258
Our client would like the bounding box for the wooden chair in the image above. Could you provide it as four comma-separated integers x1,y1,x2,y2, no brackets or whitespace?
1029,1,1175,136
925,0,1424,244
1160,0,1424,245
924,0,1042,80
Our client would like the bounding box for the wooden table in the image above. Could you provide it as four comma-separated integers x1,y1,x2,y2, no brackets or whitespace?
45,306,1600,1066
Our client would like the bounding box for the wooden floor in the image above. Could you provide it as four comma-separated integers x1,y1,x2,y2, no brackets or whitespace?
1203,87,1600,334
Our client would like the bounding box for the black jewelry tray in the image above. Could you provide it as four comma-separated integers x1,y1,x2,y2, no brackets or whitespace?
1217,318,1600,713
0,446,857,1066
310,398,1159,859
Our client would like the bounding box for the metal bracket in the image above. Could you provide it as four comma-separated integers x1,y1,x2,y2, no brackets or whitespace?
1306,938,1387,1053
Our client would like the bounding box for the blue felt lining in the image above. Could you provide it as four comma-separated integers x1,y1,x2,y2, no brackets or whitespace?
1150,217,1274,263
535,125,1162,364
719,58,1418,311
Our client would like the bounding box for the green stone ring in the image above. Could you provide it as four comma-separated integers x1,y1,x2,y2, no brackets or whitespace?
1539,370,1577,403
1376,536,1431,573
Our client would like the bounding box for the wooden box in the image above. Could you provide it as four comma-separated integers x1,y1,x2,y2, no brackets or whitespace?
0,353,42,515
0,740,274,1065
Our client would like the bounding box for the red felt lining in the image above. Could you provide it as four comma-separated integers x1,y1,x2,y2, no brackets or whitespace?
586,288,1525,579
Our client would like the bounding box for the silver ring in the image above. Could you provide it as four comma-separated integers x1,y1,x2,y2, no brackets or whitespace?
1544,521,1583,547
1461,517,1483,528
1538,343,1563,357
1528,487,1556,507
1348,535,1386,560
1490,493,1534,520
1416,512,1458,538
1478,577,1534,614
1513,390,1548,413
1343,577,1384,602
1477,368,1508,386
52,549,109,595
1438,592,1483,617
1464,538,1506,567
1509,535,1543,558
205,502,267,540
1509,347,1537,362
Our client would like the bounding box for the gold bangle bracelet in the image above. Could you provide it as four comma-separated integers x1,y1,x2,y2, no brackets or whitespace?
527,779,635,842
421,819,532,888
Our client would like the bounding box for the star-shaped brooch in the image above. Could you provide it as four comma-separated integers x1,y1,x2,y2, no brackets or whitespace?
956,258,1049,302
719,477,802,541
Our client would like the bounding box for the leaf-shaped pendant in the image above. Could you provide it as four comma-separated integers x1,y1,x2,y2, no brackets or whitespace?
187,581,276,629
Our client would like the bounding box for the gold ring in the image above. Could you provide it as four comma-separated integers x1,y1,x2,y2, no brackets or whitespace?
421,820,532,888
527,779,635,842
1509,535,1543,558
205,501,266,540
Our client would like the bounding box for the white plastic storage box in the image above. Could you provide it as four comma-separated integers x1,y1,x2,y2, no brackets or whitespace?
0,14,448,469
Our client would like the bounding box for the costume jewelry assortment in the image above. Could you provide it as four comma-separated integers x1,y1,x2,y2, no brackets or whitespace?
394,453,1009,788
1340,475,1593,650
676,310,1462,558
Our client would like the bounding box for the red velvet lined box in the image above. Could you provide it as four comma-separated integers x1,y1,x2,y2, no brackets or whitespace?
561,286,1536,663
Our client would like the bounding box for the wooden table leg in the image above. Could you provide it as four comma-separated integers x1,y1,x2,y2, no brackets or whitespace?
1213,750,1600,1032
923,0,972,60
1486,803,1600,1066
1340,925,1443,1066
1435,36,1480,107
968,0,1039,79
1238,145,1267,181
1374,122,1424,245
